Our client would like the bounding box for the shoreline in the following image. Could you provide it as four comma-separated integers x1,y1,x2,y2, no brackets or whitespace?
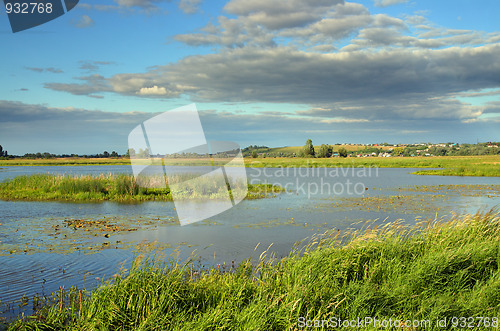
5,210,500,330
0,174,284,203
0,155,498,177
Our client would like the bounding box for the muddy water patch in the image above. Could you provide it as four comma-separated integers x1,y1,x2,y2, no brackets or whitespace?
315,184,500,215
0,215,184,256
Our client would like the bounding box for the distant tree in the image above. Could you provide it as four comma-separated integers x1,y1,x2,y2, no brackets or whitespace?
103,151,110,158
127,148,136,158
303,139,315,157
251,150,258,158
430,147,447,156
392,147,404,156
316,144,333,158
138,148,149,158
110,151,118,157
338,147,348,158
0,145,3,157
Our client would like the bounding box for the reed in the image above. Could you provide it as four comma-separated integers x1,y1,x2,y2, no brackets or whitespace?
0,174,283,202
246,155,500,177
7,210,500,330
1,155,499,176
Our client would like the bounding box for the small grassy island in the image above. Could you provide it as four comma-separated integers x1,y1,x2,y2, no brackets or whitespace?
0,174,284,202
5,211,500,330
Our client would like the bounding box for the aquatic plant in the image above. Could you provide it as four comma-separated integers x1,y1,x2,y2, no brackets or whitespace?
7,210,500,330
0,174,283,203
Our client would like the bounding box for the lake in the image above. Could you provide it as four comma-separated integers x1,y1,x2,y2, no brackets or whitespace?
1,165,499,319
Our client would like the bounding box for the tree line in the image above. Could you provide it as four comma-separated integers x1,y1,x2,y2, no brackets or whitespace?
0,145,8,158
2,141,499,160
0,145,122,159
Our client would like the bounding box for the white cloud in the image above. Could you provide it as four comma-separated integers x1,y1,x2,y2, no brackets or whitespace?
179,0,201,14
113,0,163,9
223,0,345,30
374,0,408,8
320,118,370,123
46,43,500,124
138,86,168,95
72,15,95,28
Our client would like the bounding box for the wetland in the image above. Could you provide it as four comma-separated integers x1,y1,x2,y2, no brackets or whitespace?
0,160,499,326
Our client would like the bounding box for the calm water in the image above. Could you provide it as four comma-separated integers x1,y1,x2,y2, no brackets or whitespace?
0,165,499,319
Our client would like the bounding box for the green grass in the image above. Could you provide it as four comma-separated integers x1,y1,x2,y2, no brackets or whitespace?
1,155,499,176
0,157,130,166
6,210,500,330
247,155,500,177
413,165,500,177
0,174,283,202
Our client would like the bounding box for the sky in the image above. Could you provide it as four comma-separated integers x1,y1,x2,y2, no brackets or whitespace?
1,0,500,155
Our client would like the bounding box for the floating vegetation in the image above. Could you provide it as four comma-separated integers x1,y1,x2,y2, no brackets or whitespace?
396,184,500,197
0,215,178,256
6,210,500,330
323,194,449,214
233,218,301,229
232,218,337,233
319,184,500,214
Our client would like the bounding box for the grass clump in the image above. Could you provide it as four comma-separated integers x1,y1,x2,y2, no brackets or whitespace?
247,155,500,177
413,164,500,177
0,174,283,203
7,210,500,330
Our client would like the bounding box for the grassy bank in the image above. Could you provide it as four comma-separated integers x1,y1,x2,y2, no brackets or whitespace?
0,157,130,166
247,155,500,177
0,174,283,202
413,165,500,177
1,155,498,176
6,210,500,330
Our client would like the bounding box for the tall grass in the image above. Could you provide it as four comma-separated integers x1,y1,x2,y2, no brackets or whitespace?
0,174,282,202
413,165,500,177
247,155,500,177
7,210,500,330
0,158,130,166
1,155,499,176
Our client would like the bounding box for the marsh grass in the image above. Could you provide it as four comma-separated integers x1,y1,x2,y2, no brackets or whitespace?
0,158,130,166
1,155,499,176
413,164,500,177
7,210,500,330
0,174,283,202
247,155,500,177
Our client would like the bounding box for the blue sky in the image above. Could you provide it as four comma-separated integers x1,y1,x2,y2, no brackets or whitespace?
1,0,500,154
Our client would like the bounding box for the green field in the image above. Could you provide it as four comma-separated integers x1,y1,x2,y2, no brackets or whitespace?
6,210,500,330
0,157,131,166
247,155,500,176
0,155,498,176
0,174,283,202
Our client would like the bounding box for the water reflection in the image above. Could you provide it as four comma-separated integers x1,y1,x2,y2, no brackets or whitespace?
0,165,499,319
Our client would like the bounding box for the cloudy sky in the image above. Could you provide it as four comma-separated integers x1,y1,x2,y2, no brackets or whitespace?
1,0,500,154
